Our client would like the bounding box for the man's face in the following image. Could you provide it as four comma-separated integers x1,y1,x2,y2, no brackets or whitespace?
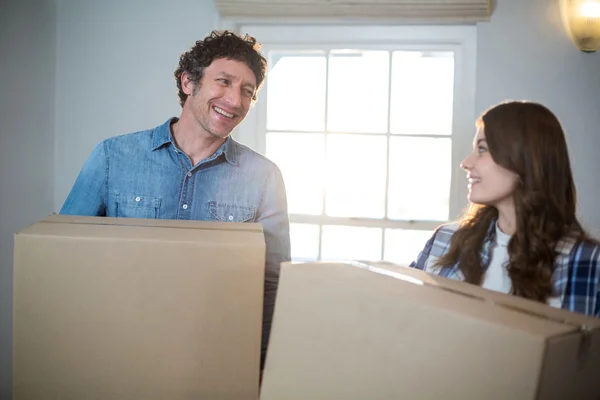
182,58,257,139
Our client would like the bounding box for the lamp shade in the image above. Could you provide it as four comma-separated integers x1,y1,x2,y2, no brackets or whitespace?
561,0,600,52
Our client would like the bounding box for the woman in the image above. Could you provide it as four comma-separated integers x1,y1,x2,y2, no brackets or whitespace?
410,100,600,317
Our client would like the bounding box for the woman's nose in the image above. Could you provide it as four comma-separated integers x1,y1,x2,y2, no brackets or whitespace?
460,153,474,171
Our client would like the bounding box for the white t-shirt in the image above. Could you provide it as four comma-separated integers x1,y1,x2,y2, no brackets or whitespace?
481,223,561,308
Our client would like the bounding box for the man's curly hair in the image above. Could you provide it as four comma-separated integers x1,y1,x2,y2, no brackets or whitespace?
174,30,267,107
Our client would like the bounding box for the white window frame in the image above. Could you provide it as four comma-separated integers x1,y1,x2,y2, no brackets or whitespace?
228,23,477,237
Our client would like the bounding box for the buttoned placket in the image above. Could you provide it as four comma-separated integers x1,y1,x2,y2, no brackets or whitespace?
171,143,228,219
173,148,195,220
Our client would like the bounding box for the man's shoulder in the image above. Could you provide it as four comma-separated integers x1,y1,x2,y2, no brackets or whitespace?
98,118,173,150
230,139,281,173
101,125,160,149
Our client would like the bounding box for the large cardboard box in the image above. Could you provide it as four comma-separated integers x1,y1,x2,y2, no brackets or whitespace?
13,214,266,400
261,261,600,400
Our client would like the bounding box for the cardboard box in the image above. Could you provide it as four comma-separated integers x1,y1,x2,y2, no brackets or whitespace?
13,214,266,400
261,261,600,400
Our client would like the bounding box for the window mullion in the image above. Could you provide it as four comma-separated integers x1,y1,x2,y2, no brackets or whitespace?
318,50,331,261
382,50,394,261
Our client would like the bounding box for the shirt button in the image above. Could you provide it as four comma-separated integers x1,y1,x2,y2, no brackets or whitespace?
187,172,192,177
135,196,141,202
182,204,188,210
228,215,234,221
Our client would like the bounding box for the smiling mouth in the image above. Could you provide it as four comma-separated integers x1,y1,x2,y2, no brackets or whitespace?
213,106,235,119
467,178,481,189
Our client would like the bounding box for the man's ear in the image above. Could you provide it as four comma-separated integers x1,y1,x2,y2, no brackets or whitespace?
181,72,195,96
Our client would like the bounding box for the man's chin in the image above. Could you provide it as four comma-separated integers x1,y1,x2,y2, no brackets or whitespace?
209,123,238,139
209,130,232,139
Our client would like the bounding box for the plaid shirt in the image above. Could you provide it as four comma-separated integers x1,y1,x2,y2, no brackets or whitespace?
410,221,600,318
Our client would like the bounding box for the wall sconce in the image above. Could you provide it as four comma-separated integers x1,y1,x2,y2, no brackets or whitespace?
560,0,600,52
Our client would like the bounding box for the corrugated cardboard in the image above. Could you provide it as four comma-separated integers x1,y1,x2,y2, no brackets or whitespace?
13,214,266,400
261,261,600,400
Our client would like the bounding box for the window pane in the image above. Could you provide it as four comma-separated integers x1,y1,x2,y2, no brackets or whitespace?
321,225,382,261
266,132,324,215
327,50,389,134
290,223,320,262
384,229,434,266
390,51,454,135
388,137,451,221
325,134,387,218
267,52,326,132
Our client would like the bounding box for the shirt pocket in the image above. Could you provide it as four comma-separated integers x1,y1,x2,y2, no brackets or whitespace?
115,194,162,219
207,201,256,222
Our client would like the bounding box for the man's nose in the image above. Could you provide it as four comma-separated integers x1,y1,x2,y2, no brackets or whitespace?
224,86,242,108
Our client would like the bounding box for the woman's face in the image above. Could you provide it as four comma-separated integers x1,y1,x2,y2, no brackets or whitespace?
460,127,519,208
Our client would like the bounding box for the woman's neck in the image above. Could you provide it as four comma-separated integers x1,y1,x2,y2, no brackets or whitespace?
495,201,516,236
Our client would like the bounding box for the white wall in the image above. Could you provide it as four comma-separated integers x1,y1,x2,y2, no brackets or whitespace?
0,1,56,396
475,0,600,235
54,0,220,210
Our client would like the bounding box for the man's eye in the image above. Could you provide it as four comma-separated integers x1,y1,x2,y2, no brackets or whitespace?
217,78,229,85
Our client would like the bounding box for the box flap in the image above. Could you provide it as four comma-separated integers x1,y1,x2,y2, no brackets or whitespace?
15,214,264,246
17,214,263,233
350,260,600,336
40,213,262,231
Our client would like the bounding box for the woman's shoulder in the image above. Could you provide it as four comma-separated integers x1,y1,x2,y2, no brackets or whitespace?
409,222,462,273
556,230,599,251
556,233,600,266
420,222,462,257
434,222,461,237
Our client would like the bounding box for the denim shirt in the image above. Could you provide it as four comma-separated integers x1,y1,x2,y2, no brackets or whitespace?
60,117,291,365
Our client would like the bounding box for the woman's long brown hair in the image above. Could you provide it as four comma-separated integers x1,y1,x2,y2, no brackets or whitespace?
436,101,589,302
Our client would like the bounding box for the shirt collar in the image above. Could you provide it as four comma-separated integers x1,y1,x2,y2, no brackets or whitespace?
484,217,576,256
494,221,512,246
206,136,240,166
220,136,240,166
150,118,176,151
150,117,240,166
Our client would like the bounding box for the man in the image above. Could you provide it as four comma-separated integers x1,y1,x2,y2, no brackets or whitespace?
60,30,291,371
